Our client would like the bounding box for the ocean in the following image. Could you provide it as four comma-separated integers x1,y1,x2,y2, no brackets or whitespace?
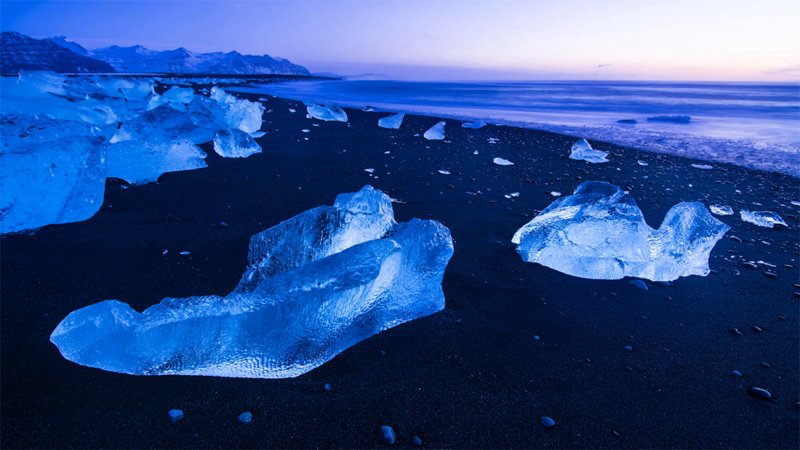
234,80,800,176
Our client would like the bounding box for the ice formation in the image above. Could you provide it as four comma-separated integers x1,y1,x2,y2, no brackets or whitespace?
740,210,787,228
462,120,486,129
306,103,348,122
378,113,405,129
512,181,729,281
50,186,454,378
424,121,446,140
569,139,609,163
212,129,262,158
710,205,734,216
1,73,266,233
493,157,514,166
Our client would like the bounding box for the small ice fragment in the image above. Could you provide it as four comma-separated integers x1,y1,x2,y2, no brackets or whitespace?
438,170,451,175
179,251,190,256
740,210,787,228
473,150,479,155
462,120,486,129
378,113,405,129
364,168,375,173
691,164,713,170
790,201,800,207
488,137,500,144
306,103,348,122
238,411,253,424
512,181,729,282
493,157,514,166
637,160,648,166
424,121,446,140
569,139,609,164
510,192,520,198
168,409,184,422
301,129,310,133
550,191,561,197
289,108,296,113
710,205,734,216
162,249,169,255
251,131,266,138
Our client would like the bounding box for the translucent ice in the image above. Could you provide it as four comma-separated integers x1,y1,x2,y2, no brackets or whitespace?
50,186,454,378
147,86,195,111
512,181,729,281
424,121,446,140
210,87,264,133
1,115,106,234
306,103,348,122
212,129,262,158
569,139,609,163
107,140,207,185
493,157,514,166
710,204,734,216
378,113,405,129
740,210,787,228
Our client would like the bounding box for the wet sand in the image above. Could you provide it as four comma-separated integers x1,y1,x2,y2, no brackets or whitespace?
1,93,798,448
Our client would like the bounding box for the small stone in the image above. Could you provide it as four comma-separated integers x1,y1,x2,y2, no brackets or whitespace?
412,435,423,446
214,221,229,228
760,361,771,368
741,262,757,270
731,370,742,378
324,383,332,392
168,409,184,423
238,411,252,424
747,387,772,401
763,271,777,278
623,345,633,352
729,327,744,336
533,335,541,342
540,416,557,428
751,325,762,332
380,425,396,445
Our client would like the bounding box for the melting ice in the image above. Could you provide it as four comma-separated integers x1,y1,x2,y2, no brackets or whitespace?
569,139,609,164
50,186,454,378
512,181,729,281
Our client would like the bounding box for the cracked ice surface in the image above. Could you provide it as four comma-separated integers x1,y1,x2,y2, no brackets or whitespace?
50,186,454,378
512,181,729,281
569,138,609,163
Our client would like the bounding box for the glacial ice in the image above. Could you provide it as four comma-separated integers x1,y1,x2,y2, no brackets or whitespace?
493,157,514,166
569,139,609,163
212,129,262,158
462,120,486,129
210,87,264,133
424,121,446,140
107,140,208,185
306,103,348,122
1,115,107,234
710,204,734,216
50,186,454,378
378,113,405,129
740,210,787,228
512,181,730,281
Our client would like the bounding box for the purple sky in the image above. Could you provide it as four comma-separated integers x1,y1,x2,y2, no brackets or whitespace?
2,0,798,81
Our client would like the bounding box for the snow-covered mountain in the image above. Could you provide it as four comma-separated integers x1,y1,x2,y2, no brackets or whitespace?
1,32,114,75
47,38,310,75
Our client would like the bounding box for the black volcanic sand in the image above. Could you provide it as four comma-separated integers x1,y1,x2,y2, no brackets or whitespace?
2,93,799,449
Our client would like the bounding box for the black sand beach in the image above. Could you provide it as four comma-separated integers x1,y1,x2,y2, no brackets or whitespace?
1,92,798,448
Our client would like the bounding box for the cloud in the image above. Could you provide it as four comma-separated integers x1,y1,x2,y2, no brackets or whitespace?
596,64,612,68
765,63,800,74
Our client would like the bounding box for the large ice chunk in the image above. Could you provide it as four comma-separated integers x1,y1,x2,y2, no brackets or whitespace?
462,120,486,129
210,87,264,133
378,113,405,129
212,129,262,158
107,140,207,185
306,103,348,122
569,138,609,163
1,115,107,234
50,186,454,378
740,210,787,228
424,121,446,140
512,181,729,281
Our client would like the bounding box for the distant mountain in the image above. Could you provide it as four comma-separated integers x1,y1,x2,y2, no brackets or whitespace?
45,36,90,56
87,45,310,75
0,32,114,75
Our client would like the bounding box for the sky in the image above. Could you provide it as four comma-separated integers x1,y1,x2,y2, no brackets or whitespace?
2,0,799,81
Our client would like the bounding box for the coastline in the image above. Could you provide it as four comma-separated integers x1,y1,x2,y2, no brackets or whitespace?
1,93,798,448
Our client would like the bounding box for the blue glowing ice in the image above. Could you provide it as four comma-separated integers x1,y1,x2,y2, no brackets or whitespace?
512,181,729,281
50,186,454,378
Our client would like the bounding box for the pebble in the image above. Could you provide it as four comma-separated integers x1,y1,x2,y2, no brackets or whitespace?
168,409,184,423
238,411,252,424
380,425,396,445
763,271,777,278
729,327,744,337
731,370,742,378
214,221,229,228
533,335,540,342
324,383,332,392
412,435,423,446
760,361,771,368
623,345,633,351
751,325,762,332
540,416,557,428
747,387,772,401
629,279,648,291
741,262,757,270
